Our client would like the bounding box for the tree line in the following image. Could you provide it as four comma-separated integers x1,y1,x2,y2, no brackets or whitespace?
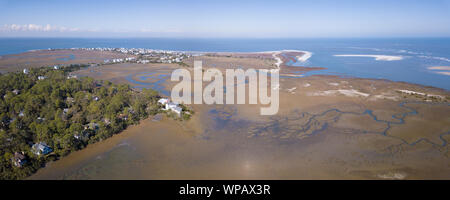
0,64,162,179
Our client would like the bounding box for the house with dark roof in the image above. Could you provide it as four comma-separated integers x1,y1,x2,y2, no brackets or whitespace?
31,142,53,156
11,152,27,167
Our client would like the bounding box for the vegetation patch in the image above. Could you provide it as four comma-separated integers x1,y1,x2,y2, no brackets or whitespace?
0,64,169,179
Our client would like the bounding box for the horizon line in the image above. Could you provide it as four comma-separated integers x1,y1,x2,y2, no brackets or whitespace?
1,36,450,39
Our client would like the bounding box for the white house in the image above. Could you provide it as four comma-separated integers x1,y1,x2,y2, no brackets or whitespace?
158,98,183,116
138,59,150,64
23,69,29,74
32,142,53,156
126,57,136,62
171,106,182,115
165,102,182,116
67,74,77,79
38,76,46,80
158,98,169,105
53,65,60,70
165,102,177,110
112,58,124,63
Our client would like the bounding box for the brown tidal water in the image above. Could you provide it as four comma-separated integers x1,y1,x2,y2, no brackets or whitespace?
30,105,353,180
29,103,450,179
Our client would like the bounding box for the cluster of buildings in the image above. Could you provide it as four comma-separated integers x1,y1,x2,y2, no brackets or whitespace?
103,58,132,64
10,142,52,168
26,66,76,80
48,47,191,65
158,98,182,116
22,64,62,76
102,51,189,65
72,47,188,56
138,50,189,64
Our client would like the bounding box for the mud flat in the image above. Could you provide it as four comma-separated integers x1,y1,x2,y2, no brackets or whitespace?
208,51,325,73
5,49,448,179
30,86,450,179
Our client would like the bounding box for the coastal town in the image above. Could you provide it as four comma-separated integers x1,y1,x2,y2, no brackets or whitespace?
46,47,194,65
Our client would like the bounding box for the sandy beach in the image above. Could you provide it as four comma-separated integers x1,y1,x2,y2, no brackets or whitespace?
334,54,404,61
427,66,450,76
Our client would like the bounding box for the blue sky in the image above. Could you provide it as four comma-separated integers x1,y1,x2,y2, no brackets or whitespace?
0,0,449,38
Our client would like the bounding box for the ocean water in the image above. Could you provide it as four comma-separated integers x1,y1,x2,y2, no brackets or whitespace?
0,38,449,90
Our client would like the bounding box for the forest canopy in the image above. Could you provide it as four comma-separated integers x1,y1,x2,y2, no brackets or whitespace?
0,65,162,179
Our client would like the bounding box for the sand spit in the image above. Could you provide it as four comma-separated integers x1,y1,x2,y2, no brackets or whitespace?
256,50,312,67
428,66,450,76
334,54,403,61
428,66,450,70
207,50,323,74
296,51,312,62
272,52,283,68
308,89,370,97
280,74,303,77
397,89,444,99
436,71,450,76
369,94,399,101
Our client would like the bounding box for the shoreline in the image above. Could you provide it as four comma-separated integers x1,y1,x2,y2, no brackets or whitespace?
334,54,404,61
26,74,450,179
0,48,448,92
6,51,447,179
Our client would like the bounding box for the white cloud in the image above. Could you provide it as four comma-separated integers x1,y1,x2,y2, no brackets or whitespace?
1,24,81,32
